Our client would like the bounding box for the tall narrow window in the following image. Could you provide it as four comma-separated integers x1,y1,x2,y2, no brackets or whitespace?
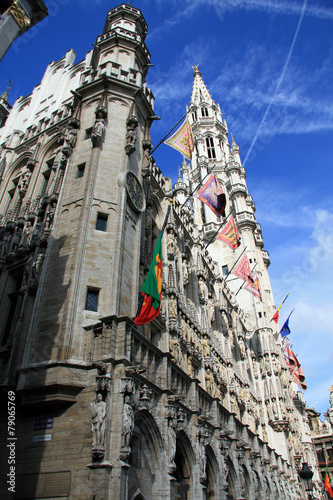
201,107,209,117
206,136,216,159
96,213,108,232
85,288,99,312
77,163,85,178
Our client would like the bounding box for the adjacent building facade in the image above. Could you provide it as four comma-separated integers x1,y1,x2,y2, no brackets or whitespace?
0,3,324,499
0,0,48,62
307,387,333,491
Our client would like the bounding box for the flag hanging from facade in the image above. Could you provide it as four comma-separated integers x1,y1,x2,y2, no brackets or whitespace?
196,174,226,217
165,118,194,160
280,317,291,337
232,252,253,284
325,467,333,497
283,339,306,390
271,293,289,323
282,339,296,368
134,233,163,325
293,368,307,391
245,270,261,300
217,215,240,250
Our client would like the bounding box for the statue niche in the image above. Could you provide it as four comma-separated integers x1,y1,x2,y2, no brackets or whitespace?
89,392,107,460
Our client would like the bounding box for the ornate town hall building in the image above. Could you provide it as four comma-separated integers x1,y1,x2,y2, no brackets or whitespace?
0,4,320,500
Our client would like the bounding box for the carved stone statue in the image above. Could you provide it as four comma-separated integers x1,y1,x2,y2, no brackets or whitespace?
170,337,180,363
31,252,44,282
143,149,151,171
64,126,77,149
93,119,105,137
198,276,206,302
168,418,177,467
91,118,105,147
205,367,214,395
209,296,215,324
238,337,246,359
9,225,23,254
202,334,210,359
89,393,106,447
167,229,175,257
18,170,31,196
182,258,189,285
19,220,33,249
20,255,33,291
168,294,177,319
126,127,136,146
229,329,234,349
29,221,42,249
45,200,57,229
122,396,134,449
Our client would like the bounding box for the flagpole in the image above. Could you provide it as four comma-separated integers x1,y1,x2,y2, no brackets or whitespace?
179,164,216,209
161,198,173,236
235,279,246,297
225,246,247,281
150,112,188,155
271,292,290,321
204,209,234,249
285,308,295,322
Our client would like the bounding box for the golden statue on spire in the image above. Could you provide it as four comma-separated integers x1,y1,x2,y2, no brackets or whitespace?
192,64,201,76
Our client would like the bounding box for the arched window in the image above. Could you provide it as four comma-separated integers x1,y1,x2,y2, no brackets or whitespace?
205,137,216,159
201,107,209,117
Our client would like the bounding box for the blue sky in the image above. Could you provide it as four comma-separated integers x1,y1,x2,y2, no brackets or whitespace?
1,0,332,416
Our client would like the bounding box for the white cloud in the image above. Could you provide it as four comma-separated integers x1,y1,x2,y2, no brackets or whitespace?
146,0,333,38
266,209,333,415
210,0,333,20
151,30,333,148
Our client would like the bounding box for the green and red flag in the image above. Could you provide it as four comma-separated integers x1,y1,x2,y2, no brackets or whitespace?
134,234,163,325
325,467,333,497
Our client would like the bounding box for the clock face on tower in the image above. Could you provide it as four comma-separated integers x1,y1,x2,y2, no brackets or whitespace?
125,171,145,213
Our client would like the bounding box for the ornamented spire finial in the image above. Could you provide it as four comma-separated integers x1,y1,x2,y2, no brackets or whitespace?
0,80,13,104
192,64,201,76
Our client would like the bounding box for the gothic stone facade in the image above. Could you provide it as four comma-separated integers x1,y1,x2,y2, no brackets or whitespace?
0,4,317,500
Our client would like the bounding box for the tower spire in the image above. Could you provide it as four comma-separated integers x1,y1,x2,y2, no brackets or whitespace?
190,64,213,106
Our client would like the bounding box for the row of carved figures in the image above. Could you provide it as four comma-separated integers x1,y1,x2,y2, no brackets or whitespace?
88,380,299,498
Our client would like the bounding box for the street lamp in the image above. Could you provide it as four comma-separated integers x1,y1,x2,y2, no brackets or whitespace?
299,462,314,498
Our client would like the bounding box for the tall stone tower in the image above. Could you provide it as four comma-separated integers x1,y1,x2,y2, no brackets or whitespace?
0,4,319,500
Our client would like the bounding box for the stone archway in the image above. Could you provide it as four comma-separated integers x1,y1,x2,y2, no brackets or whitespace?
205,445,219,499
128,409,164,500
240,464,251,500
253,471,263,500
173,430,195,500
225,457,237,499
